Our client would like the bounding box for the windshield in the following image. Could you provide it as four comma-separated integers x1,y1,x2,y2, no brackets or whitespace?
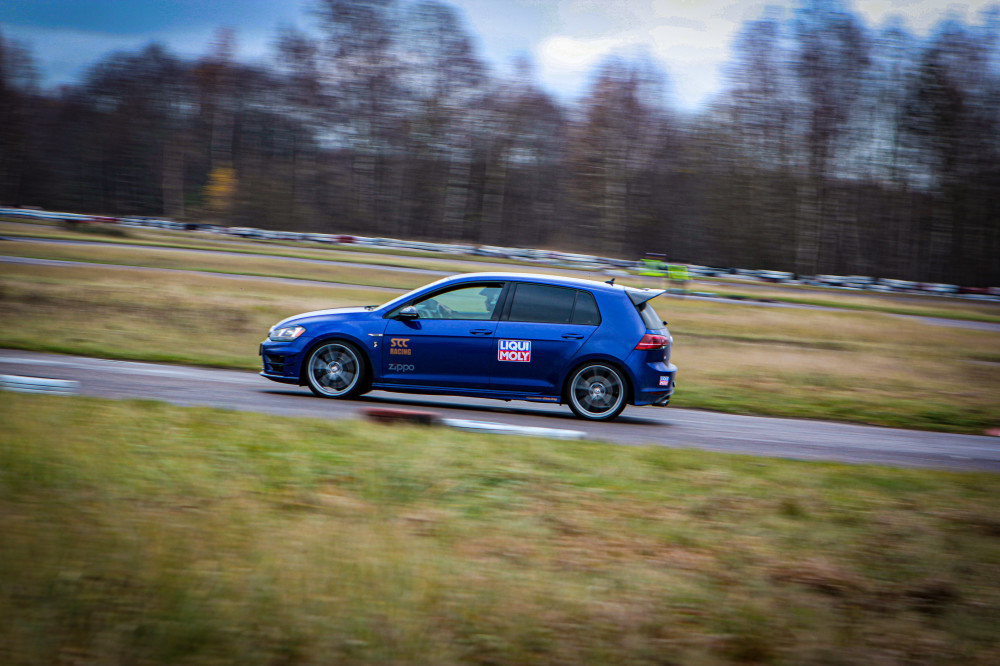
370,276,456,313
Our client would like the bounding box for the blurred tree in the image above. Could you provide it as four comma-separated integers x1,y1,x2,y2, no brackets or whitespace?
900,16,1000,284
791,0,871,274
4,0,999,285
473,59,565,248
717,12,801,270
568,55,670,256
80,44,192,215
203,163,237,220
0,31,39,206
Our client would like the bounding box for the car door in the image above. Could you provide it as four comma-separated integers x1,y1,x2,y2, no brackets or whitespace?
490,283,600,394
381,281,506,389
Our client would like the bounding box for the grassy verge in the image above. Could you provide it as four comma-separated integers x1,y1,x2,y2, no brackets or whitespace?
698,287,1000,325
5,219,999,324
0,219,564,275
0,263,387,368
663,297,1000,433
2,263,998,433
0,240,437,290
2,394,999,665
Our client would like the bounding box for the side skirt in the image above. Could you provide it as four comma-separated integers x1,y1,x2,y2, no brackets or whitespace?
371,383,562,404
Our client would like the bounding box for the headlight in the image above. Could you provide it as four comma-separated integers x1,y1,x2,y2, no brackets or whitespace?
269,325,306,341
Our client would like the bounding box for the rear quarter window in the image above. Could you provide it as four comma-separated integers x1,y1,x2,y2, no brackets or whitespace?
572,290,601,325
638,301,664,330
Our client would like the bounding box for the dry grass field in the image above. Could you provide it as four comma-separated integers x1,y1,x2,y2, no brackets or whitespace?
0,239,437,290
2,394,999,665
0,219,564,275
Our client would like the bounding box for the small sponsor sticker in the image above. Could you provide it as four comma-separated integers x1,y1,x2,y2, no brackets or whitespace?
388,363,415,373
498,339,531,362
389,338,412,355
659,376,671,387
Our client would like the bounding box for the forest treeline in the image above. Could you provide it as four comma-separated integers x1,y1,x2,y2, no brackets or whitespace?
1,0,999,285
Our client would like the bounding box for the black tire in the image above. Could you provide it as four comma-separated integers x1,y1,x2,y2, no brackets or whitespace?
304,341,367,398
565,363,628,421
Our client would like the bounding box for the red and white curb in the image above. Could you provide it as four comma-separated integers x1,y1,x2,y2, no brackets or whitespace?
0,374,79,395
440,418,585,440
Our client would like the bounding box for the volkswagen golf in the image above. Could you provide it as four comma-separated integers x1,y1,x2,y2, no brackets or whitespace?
259,272,676,421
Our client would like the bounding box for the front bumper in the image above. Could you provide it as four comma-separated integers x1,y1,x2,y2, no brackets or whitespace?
259,340,304,384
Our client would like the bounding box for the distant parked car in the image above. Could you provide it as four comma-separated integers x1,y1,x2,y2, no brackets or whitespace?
260,273,677,421
919,283,959,294
876,278,919,292
757,270,794,283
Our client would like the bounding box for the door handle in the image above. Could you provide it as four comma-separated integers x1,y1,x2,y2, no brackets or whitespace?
469,328,494,335
562,333,585,340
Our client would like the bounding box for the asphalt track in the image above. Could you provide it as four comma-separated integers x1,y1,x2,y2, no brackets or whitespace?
2,349,998,473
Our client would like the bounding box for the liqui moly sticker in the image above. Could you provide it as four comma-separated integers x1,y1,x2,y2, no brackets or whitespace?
659,376,671,386
498,339,531,362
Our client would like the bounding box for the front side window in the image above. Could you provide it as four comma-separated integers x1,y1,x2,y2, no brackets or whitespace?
410,283,503,320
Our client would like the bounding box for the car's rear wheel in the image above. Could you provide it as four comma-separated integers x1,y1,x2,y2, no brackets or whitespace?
566,363,627,421
305,341,366,398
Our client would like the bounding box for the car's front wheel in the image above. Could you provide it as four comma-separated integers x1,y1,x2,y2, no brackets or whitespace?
305,341,367,398
566,363,627,421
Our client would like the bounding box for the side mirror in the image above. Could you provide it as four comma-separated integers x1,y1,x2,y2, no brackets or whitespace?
395,306,419,320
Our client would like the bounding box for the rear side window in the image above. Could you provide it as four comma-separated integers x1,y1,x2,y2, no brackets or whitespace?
506,284,603,325
638,301,664,330
571,290,601,325
508,283,576,324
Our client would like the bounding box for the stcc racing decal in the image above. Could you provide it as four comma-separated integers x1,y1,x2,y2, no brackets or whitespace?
389,338,411,355
498,339,531,362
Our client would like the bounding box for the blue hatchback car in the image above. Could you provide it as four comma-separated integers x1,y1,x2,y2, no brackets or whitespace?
260,273,676,421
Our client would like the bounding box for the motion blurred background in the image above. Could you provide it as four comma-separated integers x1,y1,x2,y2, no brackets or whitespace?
1,0,998,285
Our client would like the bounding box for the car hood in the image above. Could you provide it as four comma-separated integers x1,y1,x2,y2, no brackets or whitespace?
274,307,373,328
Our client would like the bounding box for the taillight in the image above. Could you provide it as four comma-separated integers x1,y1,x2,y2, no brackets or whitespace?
635,333,669,350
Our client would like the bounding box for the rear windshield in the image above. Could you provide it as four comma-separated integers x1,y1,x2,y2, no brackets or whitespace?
638,301,664,330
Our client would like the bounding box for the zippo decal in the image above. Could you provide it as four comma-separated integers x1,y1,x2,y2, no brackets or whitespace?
498,339,531,362
388,363,415,372
389,338,411,355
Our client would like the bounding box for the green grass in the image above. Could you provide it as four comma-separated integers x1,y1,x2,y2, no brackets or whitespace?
2,393,999,665
2,262,998,433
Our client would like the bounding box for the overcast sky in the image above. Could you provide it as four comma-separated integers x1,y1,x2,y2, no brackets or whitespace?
1,0,996,109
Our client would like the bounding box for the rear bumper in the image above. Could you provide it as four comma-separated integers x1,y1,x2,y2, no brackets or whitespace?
630,360,677,406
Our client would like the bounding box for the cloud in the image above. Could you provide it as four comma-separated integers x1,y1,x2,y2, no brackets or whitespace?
531,0,1000,110
534,11,736,109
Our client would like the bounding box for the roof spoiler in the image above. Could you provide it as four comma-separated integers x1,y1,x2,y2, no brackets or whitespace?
625,287,666,306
